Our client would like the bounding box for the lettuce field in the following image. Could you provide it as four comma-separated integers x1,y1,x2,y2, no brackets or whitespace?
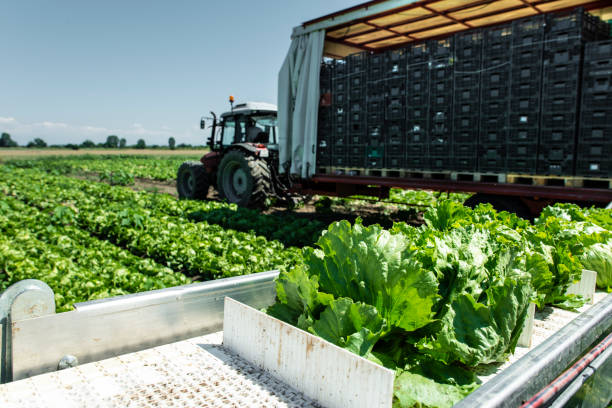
1,155,611,407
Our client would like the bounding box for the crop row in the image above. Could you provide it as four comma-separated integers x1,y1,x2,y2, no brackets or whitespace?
0,196,190,311
0,167,303,280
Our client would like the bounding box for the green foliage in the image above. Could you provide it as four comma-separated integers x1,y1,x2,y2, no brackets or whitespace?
580,242,612,291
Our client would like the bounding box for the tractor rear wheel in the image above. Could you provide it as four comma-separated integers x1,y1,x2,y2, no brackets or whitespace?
177,161,209,199
216,150,271,208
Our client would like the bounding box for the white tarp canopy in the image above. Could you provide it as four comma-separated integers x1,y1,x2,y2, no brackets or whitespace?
277,29,325,178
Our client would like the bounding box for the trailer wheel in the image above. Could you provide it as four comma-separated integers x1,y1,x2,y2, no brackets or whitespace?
464,194,532,220
177,161,209,199
216,150,271,208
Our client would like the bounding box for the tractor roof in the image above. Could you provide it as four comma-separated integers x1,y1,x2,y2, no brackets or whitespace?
221,102,278,118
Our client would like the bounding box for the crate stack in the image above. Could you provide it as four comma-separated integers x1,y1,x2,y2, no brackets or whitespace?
365,52,386,169
479,23,512,173
330,59,349,167
540,8,608,175
453,30,483,172
345,52,368,168
507,16,546,174
317,61,333,167
428,38,454,171
380,48,407,170
578,39,612,178
405,42,430,170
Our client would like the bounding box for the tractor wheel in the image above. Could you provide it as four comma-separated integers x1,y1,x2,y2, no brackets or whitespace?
177,161,209,199
216,150,271,208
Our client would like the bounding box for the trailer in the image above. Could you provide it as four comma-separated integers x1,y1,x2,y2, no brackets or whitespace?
181,0,612,216
0,272,610,407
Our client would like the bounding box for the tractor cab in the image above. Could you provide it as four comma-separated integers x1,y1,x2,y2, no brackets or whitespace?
206,101,279,152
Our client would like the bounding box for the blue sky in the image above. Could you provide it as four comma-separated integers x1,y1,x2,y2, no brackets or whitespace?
0,0,357,146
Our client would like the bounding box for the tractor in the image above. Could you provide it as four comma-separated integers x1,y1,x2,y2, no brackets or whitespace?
177,99,285,208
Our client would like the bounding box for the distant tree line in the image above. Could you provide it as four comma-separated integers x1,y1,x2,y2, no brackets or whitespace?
0,132,200,149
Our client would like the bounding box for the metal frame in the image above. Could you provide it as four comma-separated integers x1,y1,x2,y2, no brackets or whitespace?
1,271,279,383
305,174,612,202
299,0,611,52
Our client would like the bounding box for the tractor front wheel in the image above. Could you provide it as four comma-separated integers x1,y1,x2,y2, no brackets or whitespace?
216,150,271,208
177,161,209,199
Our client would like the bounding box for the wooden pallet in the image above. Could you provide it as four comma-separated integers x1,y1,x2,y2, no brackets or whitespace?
318,167,612,189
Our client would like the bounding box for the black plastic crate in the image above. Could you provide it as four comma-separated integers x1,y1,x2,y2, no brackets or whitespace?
430,122,451,136
430,93,453,107
483,53,511,68
480,114,509,129
386,121,405,138
582,70,612,94
429,131,451,146
430,156,451,171
543,43,583,65
348,72,367,89
386,78,406,97
582,57,612,74
478,157,506,173
349,86,366,101
582,92,612,110
430,62,453,80
366,156,384,169
348,119,366,135
454,30,483,57
367,124,383,139
580,106,612,128
333,59,348,77
453,128,479,143
407,65,429,82
431,80,453,96
454,143,478,157
386,155,405,169
431,109,452,122
406,143,426,156
575,159,612,177
454,157,478,171
385,48,407,75
481,98,509,115
367,110,385,125
541,95,579,113
454,87,480,104
512,46,544,66
579,124,612,142
577,142,612,158
333,144,347,156
539,144,574,162
406,121,428,143
511,81,542,98
481,86,510,100
541,77,580,98
405,156,427,170
512,15,545,46
512,65,543,83
507,158,537,174
386,98,405,120
543,61,581,81
429,37,454,60
367,81,385,96
332,77,348,93
409,42,429,64
540,127,576,144
585,40,612,61
510,95,541,112
367,97,385,112
507,142,538,157
347,52,367,74
407,92,429,107
537,159,573,176
454,101,479,116
455,73,480,89
368,53,385,82
509,112,539,128
407,106,428,121
508,127,539,143
386,142,405,155
546,8,609,38
347,133,367,145
480,128,508,144
541,111,578,129
407,79,429,94
454,58,482,72
347,155,365,168
482,70,511,86
484,23,513,53
480,143,506,157
348,144,365,156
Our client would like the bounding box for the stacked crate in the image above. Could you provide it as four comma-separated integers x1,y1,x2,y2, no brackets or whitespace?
346,52,368,168
405,42,430,170
540,8,607,175
480,23,512,173
507,16,545,174
578,39,612,177
365,52,386,169
428,38,454,171
382,48,407,169
317,61,333,167
453,30,482,172
331,59,349,167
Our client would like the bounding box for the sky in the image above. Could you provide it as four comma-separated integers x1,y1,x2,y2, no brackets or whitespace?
0,0,358,146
